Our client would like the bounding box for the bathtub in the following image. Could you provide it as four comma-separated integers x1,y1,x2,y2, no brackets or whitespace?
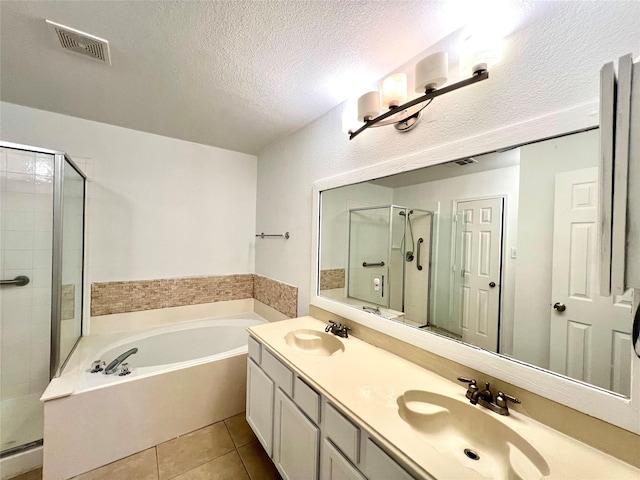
42,314,267,480
76,317,264,392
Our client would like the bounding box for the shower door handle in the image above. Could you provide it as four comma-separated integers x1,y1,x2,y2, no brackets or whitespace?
0,275,30,287
416,238,424,271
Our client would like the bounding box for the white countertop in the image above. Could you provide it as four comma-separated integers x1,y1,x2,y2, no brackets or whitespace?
249,316,639,480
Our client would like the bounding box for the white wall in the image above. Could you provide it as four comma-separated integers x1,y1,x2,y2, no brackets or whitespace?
1,102,258,286
255,1,639,316
320,182,392,270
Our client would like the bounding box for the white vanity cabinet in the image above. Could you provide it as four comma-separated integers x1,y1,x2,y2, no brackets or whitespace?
247,336,320,480
246,335,419,480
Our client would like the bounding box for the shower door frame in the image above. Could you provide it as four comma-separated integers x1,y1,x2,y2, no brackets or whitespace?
347,205,393,308
0,141,86,380
346,204,434,321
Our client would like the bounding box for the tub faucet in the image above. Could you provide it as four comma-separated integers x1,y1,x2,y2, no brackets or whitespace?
105,348,138,375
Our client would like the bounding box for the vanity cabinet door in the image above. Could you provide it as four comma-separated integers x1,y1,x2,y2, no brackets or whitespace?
247,359,275,457
364,439,418,480
273,388,320,480
322,439,366,480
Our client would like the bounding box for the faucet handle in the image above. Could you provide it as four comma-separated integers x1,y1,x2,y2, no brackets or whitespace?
325,320,337,332
118,363,131,376
341,325,351,338
90,360,105,373
458,377,480,403
496,391,521,408
457,376,477,385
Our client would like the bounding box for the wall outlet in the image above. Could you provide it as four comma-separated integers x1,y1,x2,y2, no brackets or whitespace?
372,274,383,297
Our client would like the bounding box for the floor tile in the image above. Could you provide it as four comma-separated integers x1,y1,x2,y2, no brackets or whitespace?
172,451,249,480
71,448,157,480
237,439,282,480
224,413,255,448
156,422,235,480
8,468,42,480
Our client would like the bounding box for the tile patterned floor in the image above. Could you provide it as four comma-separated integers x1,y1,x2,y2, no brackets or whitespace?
9,413,281,480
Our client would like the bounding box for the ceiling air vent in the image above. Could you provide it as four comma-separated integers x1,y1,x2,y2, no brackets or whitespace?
453,157,478,166
46,20,111,65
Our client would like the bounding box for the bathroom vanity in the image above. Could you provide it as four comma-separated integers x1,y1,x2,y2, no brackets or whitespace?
246,316,639,480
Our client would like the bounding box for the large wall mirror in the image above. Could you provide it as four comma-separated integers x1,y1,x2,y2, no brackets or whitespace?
319,127,634,398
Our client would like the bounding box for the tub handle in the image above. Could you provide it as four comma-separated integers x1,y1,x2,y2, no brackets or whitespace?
90,360,105,373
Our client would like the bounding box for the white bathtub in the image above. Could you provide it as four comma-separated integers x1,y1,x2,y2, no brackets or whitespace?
43,314,268,480
76,317,264,392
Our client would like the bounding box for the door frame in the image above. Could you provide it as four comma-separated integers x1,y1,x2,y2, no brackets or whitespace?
448,194,509,353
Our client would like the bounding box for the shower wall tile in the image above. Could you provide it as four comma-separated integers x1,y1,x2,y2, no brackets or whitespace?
253,275,298,319
319,268,346,290
4,210,35,231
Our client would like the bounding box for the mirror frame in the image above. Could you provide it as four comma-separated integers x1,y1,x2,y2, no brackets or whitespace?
311,100,640,434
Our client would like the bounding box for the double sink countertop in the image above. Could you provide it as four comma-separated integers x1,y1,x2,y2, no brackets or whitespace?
248,316,640,480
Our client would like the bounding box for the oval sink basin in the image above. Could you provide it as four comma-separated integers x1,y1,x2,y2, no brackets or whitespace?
397,390,550,479
284,329,345,356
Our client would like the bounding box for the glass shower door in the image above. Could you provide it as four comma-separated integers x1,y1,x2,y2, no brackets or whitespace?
0,146,54,454
348,206,390,307
1,144,86,459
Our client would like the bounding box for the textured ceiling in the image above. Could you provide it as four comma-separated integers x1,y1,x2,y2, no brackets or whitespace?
0,1,475,155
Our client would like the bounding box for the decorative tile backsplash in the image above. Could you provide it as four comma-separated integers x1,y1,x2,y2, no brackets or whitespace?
319,268,345,290
91,274,297,318
253,275,298,319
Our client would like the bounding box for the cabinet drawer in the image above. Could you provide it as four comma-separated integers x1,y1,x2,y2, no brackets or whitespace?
365,439,415,480
294,376,320,423
248,336,261,364
262,349,293,396
325,403,360,464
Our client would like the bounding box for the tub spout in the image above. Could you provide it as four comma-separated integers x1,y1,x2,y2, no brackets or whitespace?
105,348,138,375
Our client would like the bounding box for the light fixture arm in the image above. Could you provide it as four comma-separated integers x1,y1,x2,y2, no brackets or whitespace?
349,70,489,140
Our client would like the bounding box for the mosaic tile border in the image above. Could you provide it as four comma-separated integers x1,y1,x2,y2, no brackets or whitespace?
253,275,298,319
319,268,345,290
91,274,296,319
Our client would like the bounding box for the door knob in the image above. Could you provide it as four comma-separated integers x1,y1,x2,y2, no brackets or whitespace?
553,302,566,312
489,282,496,288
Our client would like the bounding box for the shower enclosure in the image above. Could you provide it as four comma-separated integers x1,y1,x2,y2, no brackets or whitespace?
347,205,433,327
0,142,86,461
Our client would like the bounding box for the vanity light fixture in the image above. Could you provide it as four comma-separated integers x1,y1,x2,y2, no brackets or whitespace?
348,51,489,140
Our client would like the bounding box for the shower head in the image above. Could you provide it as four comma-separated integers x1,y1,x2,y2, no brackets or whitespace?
398,209,414,216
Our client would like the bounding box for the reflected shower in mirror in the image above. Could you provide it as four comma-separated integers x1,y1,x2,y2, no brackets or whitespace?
318,128,634,397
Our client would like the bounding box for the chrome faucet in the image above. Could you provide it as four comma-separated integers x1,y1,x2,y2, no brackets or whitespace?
105,348,138,375
325,320,351,338
457,377,521,416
